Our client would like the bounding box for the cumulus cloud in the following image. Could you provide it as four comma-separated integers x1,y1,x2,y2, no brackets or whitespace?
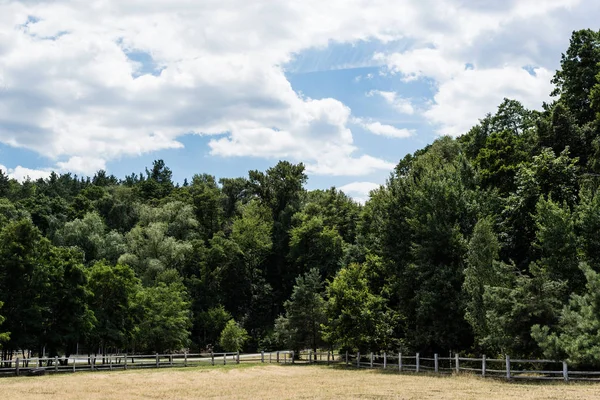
339,181,381,204
354,118,413,138
0,164,52,181
374,0,585,136
367,90,415,114
0,0,592,176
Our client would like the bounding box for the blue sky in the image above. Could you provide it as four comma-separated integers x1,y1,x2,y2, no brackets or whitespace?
0,0,597,201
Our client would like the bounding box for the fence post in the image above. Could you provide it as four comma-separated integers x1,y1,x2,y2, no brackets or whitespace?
370,352,373,368
124,354,128,370
277,351,280,364
505,355,511,380
110,355,113,371
91,355,95,371
223,353,226,365
416,352,420,373
261,351,264,363
399,353,403,372
327,351,330,365
15,358,19,376
236,351,240,364
269,352,272,363
291,351,295,364
156,353,159,368
54,356,58,373
383,352,387,369
482,355,486,377
211,352,214,366
345,351,348,367
455,353,459,374
563,361,569,382
184,351,188,367
357,352,360,368
73,356,76,373
434,354,439,373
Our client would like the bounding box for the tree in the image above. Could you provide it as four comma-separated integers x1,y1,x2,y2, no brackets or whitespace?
135,281,192,353
533,197,582,293
533,263,600,367
463,218,502,347
249,161,307,311
219,319,249,352
0,302,9,344
87,262,141,355
482,263,565,357
323,263,397,353
288,214,344,280
0,219,50,359
275,269,326,358
41,246,95,362
552,29,600,125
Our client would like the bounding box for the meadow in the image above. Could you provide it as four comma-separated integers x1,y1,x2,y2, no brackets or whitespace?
2,364,599,400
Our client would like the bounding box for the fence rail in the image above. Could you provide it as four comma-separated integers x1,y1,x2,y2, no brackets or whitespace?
0,350,294,377
3,349,600,383
337,351,600,382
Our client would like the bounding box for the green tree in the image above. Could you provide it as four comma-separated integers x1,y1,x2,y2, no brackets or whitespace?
0,302,9,344
533,263,600,366
533,197,582,293
275,269,326,357
288,214,344,279
552,29,600,125
219,319,249,352
87,262,141,355
323,263,397,353
135,281,192,353
463,218,502,347
0,219,50,359
482,263,565,357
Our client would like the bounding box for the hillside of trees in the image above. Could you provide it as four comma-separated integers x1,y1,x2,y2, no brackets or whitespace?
3,29,600,367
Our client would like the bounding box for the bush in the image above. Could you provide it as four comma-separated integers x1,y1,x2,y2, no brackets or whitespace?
219,319,249,352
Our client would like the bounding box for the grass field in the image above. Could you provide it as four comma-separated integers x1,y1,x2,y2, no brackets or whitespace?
2,363,600,399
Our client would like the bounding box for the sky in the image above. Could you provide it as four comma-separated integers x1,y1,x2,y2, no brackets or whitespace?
0,0,598,202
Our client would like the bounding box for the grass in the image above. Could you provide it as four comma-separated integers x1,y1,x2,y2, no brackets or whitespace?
2,363,600,399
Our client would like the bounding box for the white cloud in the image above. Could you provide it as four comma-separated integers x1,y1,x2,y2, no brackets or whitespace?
339,181,381,204
354,119,413,138
367,90,415,114
373,0,585,136
0,164,52,181
0,0,592,176
425,67,554,136
56,156,107,175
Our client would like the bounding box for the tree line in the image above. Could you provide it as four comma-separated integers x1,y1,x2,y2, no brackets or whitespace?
2,29,600,367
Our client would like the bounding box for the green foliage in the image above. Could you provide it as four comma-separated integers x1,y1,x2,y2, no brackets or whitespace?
87,262,141,352
533,197,582,292
135,281,192,353
323,263,398,352
288,214,344,279
0,301,10,344
482,263,565,356
552,29,600,125
533,263,600,366
463,218,501,347
219,319,249,352
275,269,326,353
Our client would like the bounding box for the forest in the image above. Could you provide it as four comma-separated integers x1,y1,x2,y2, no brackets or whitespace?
2,29,600,367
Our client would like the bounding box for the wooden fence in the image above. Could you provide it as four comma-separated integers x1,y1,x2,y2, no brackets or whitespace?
0,350,294,377
330,351,600,382
4,349,600,383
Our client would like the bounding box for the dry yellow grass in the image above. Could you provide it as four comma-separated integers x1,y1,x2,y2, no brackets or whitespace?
2,364,600,399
